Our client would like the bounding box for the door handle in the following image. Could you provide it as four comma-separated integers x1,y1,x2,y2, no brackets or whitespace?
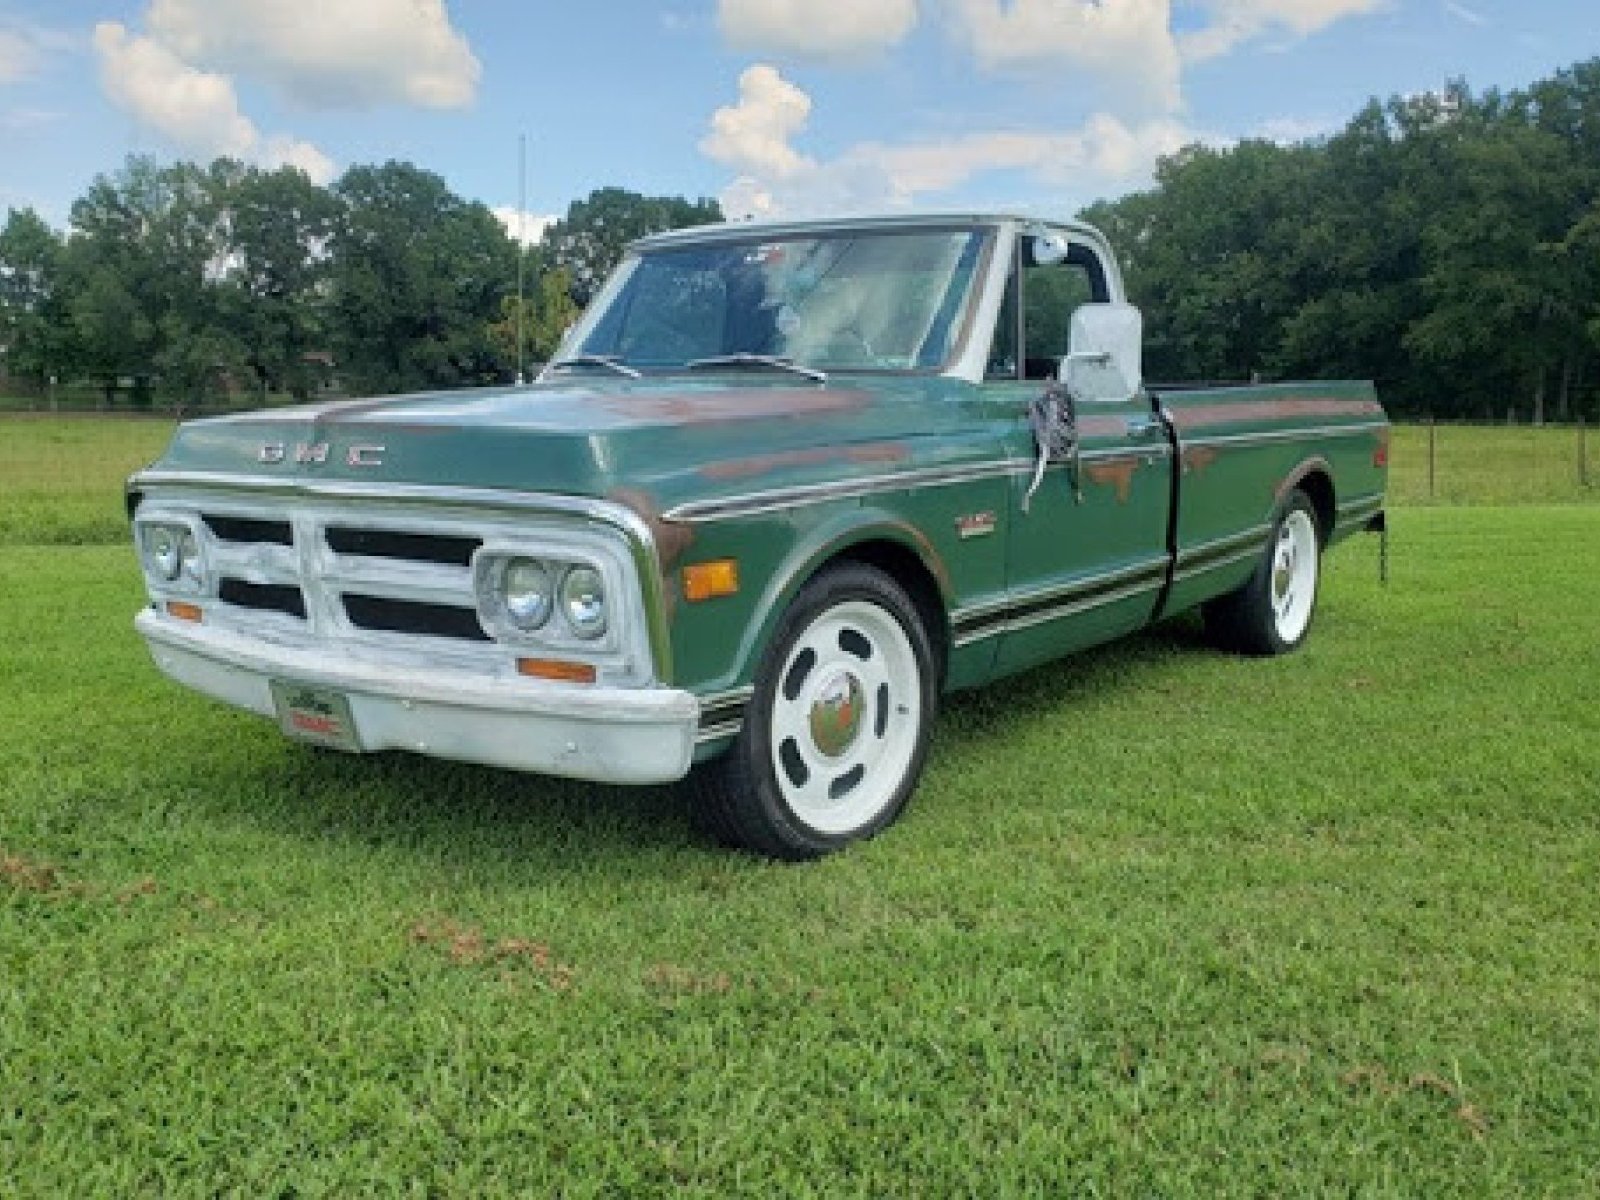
1126,417,1165,440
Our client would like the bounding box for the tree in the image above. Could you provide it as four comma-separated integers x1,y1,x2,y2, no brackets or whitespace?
329,161,519,395
543,187,721,304
0,208,69,388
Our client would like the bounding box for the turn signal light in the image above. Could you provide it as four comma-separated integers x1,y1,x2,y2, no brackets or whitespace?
516,657,597,684
683,559,739,602
166,600,203,623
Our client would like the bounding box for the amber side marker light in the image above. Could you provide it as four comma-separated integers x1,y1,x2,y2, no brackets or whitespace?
516,657,597,685
165,600,203,623
683,559,739,602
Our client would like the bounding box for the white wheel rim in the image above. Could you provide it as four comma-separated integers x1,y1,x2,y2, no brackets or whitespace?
767,599,922,836
1271,510,1318,644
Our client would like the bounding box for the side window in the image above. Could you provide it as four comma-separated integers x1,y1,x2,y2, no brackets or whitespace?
985,234,1104,381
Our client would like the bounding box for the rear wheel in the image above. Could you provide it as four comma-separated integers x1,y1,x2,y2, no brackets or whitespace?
688,563,936,859
1204,489,1322,655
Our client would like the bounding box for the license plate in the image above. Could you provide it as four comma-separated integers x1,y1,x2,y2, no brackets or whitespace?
270,681,363,753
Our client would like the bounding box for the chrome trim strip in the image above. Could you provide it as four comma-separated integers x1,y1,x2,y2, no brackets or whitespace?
695,721,744,745
694,685,754,744
952,576,1165,648
952,555,1171,625
1179,420,1388,450
1337,493,1385,513
1170,545,1262,586
663,460,1022,523
128,470,676,684
665,447,1171,525
1175,523,1270,568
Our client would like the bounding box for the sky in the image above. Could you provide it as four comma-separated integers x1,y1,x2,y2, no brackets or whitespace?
1,0,1595,242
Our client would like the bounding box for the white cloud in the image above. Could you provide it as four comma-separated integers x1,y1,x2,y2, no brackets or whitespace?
94,23,335,183
947,0,1184,114
700,64,817,180
1178,0,1386,62
492,205,557,247
719,0,917,60
1441,0,1487,26
145,0,480,109
703,69,1196,218
0,30,39,83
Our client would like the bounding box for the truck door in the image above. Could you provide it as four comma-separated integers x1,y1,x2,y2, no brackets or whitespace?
967,233,1173,677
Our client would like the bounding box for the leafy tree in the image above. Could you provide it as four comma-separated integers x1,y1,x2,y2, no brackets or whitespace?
543,187,721,304
329,161,519,394
0,208,69,388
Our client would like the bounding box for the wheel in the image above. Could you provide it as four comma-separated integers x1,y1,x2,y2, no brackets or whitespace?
688,563,937,859
1204,489,1322,656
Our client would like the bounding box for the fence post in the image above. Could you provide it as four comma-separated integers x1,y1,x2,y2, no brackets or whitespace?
1581,415,1590,488
1428,416,1437,499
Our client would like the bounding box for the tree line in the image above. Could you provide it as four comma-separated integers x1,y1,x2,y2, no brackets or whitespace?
4,57,1600,419
1085,57,1600,421
0,159,719,406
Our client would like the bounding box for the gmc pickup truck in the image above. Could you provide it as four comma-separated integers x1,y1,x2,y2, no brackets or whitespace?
128,213,1388,858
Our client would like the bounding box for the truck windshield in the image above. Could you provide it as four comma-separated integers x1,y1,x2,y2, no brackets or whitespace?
562,227,988,375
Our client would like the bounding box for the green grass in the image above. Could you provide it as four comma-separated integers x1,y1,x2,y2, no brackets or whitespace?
3,419,1599,1193
1388,423,1600,506
0,415,175,545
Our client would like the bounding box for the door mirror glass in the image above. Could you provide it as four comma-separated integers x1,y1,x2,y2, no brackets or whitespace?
1063,302,1142,403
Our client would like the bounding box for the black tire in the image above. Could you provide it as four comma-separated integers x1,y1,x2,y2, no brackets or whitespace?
687,562,937,860
1203,489,1322,656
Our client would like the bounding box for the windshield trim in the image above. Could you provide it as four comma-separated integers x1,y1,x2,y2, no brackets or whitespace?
548,222,999,381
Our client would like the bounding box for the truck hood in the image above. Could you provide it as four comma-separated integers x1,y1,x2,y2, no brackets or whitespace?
145,376,999,518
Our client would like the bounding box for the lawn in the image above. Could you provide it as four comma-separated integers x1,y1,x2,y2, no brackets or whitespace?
2,416,1598,1194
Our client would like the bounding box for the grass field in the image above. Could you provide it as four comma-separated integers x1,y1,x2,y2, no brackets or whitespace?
2,415,1598,1194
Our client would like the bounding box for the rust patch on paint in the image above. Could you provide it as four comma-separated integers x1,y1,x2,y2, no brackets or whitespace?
608,486,695,572
1076,414,1129,439
593,387,867,425
1166,395,1384,432
1085,457,1139,503
1183,446,1220,475
700,440,909,482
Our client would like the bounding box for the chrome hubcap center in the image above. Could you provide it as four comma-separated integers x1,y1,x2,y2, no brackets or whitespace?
808,669,865,758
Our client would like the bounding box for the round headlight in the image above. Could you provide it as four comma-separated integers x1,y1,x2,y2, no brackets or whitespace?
560,566,607,639
503,558,554,629
179,531,203,586
147,526,182,581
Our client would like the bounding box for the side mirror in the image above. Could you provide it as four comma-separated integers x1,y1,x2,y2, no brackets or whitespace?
1062,302,1143,403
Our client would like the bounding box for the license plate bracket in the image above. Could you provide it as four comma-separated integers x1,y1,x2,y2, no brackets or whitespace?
270,681,363,753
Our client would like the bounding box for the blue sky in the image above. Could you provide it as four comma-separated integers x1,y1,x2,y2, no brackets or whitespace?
1,1,1594,239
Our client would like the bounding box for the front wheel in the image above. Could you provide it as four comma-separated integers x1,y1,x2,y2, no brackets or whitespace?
688,563,936,860
1204,490,1322,655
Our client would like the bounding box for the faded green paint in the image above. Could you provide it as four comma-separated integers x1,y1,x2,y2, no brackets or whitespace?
135,215,1388,747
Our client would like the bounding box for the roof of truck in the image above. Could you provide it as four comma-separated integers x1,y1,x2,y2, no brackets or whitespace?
632,212,1109,250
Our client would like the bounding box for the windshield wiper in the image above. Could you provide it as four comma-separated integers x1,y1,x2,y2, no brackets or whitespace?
684,354,827,384
546,354,641,379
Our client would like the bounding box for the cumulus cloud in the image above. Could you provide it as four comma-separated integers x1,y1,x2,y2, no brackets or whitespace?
699,63,817,180
94,23,334,182
492,205,558,247
1177,0,1386,62
0,30,39,83
145,0,480,109
702,66,1196,218
718,0,917,60
947,0,1184,114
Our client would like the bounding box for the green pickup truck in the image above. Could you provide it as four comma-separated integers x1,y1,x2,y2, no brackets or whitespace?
128,213,1388,857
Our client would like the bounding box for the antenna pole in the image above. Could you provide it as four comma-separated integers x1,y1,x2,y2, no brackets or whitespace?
516,132,527,385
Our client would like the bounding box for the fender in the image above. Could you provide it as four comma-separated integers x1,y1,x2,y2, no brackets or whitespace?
710,506,955,698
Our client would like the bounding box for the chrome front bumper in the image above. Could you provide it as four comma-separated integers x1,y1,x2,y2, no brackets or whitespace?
135,609,700,784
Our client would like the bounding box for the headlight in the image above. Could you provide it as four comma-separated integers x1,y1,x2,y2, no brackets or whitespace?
146,525,183,581
503,558,554,630
141,521,203,589
560,566,607,639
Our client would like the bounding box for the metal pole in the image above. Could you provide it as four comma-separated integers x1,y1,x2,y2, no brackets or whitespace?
1581,414,1590,488
516,133,527,386
1428,415,1436,499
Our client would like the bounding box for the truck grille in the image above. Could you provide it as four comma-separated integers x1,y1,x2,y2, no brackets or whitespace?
187,503,491,650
